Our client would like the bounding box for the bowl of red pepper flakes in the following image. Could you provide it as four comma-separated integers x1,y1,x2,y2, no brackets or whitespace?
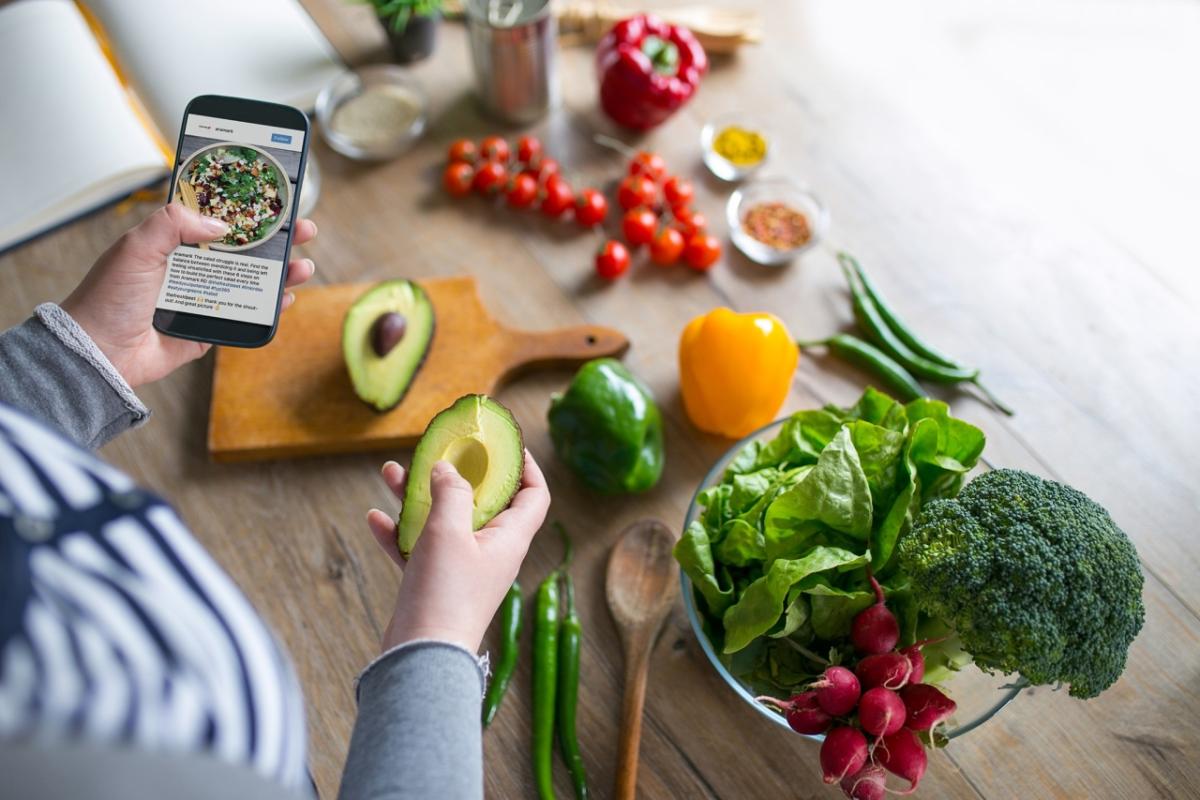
727,177,828,265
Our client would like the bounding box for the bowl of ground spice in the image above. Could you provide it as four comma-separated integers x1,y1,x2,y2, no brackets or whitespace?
702,114,770,180
316,66,428,161
727,177,828,265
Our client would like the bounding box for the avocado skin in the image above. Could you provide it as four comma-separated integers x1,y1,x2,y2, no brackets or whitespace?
548,358,664,494
342,280,435,412
396,394,524,558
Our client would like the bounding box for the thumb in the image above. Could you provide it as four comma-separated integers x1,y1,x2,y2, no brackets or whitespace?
421,461,475,547
129,204,229,259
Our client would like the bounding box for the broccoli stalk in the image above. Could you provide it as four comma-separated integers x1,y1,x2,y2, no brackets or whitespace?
898,469,1145,699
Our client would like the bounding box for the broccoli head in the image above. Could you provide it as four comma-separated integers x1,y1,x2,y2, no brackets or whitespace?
898,468,1144,699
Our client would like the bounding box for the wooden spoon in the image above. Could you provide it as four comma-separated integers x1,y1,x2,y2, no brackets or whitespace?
606,519,679,800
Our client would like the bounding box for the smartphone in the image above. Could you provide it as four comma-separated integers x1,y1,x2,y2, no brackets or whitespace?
153,95,310,348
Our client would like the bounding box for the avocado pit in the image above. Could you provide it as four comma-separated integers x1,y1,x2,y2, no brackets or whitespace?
371,312,407,357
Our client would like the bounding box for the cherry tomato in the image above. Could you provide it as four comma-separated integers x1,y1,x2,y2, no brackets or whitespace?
531,157,560,183
540,178,574,217
506,173,538,208
574,188,609,227
674,209,707,237
629,151,667,181
684,233,722,271
595,240,631,280
617,174,657,210
516,135,542,164
663,176,694,209
447,139,477,164
480,136,510,162
622,207,658,247
442,162,475,197
649,226,685,265
472,160,507,194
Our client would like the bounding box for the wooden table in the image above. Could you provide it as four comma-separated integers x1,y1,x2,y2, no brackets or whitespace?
3,1,1197,797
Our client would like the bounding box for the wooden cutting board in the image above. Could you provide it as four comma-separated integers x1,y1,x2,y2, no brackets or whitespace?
208,277,629,462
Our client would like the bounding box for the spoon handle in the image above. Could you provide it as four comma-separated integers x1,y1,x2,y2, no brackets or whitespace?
614,633,653,800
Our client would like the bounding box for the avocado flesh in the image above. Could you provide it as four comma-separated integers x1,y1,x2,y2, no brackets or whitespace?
397,395,524,558
343,280,435,411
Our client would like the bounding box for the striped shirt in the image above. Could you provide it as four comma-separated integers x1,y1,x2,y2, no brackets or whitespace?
0,402,308,791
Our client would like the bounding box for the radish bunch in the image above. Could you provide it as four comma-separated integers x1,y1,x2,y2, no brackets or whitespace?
757,575,958,798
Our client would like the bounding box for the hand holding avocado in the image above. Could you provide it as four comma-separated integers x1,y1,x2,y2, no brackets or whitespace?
364,397,551,653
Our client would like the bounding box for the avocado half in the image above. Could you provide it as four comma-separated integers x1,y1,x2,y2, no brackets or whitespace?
343,280,435,412
397,394,525,558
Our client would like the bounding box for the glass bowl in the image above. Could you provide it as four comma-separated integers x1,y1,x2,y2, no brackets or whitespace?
727,177,828,266
680,417,1023,741
701,113,770,181
315,66,428,161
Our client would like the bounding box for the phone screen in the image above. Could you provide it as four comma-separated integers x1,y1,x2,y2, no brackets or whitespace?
156,112,305,328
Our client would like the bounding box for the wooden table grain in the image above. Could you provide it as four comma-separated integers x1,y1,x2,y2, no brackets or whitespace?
2,1,1197,798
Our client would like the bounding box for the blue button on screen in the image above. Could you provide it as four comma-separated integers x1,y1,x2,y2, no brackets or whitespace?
271,133,293,144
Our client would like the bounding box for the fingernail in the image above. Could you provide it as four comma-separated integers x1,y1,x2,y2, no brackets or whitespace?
381,460,399,475
285,291,296,306
432,460,457,477
304,258,316,275
199,216,229,235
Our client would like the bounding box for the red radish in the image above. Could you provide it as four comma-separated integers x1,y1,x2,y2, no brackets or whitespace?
876,728,927,794
851,575,899,655
811,666,861,716
901,683,957,731
840,764,888,800
820,726,869,784
900,644,925,683
855,652,913,690
858,687,906,737
756,692,832,735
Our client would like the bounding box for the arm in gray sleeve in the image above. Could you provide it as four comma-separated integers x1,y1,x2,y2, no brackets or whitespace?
0,303,149,449
338,641,486,800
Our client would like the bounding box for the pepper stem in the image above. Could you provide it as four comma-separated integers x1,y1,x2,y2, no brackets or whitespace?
640,34,680,76
971,378,1016,416
592,133,636,158
796,338,831,349
553,521,574,571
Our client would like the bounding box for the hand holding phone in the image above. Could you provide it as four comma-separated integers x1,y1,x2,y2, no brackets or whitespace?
59,205,316,388
153,95,311,348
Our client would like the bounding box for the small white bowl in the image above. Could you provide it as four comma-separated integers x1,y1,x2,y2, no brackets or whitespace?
727,177,828,266
316,66,428,161
701,113,770,181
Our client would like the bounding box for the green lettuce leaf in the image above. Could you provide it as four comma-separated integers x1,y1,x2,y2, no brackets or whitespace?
675,521,734,615
722,546,868,653
763,427,874,554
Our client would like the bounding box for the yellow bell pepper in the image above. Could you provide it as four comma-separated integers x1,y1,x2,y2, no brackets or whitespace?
679,308,798,438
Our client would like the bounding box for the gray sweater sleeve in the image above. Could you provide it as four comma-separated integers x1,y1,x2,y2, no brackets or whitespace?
0,303,149,449
338,641,486,800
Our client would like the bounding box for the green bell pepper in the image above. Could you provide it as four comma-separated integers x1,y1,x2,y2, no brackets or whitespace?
548,358,664,494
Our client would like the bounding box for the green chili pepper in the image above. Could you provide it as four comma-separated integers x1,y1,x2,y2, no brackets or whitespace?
838,257,979,383
532,538,566,800
482,581,523,727
799,334,925,401
554,526,588,800
839,252,1015,415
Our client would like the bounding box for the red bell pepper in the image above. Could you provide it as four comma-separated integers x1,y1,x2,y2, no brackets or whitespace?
596,14,708,131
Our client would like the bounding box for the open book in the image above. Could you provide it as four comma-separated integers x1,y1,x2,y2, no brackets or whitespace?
0,0,344,255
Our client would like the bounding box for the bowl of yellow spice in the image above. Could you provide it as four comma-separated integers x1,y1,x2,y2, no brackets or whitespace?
702,114,769,180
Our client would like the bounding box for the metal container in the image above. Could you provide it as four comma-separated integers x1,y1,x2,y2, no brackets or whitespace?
466,0,558,123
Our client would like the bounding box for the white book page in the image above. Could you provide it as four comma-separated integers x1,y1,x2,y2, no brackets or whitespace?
0,0,166,250
84,0,345,144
